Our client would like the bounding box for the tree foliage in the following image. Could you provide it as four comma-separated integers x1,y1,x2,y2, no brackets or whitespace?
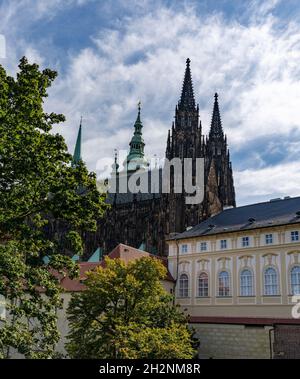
0,57,106,358
67,256,196,359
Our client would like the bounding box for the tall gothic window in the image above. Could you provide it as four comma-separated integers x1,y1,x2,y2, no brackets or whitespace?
240,269,254,296
218,271,230,297
179,274,189,297
198,272,209,297
291,266,300,295
264,267,278,295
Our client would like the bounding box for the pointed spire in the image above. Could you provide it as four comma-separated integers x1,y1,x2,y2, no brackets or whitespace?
178,58,196,111
166,129,171,158
111,149,119,175
167,129,171,145
123,102,148,172
209,93,224,140
72,116,82,165
132,101,143,140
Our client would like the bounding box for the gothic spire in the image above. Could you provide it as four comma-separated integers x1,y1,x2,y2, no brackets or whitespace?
178,58,196,111
111,149,119,175
123,102,148,172
72,116,82,165
209,93,223,140
129,101,144,153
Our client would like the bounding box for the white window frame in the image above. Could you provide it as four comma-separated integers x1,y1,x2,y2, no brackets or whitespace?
291,266,300,295
198,272,209,297
181,244,188,254
178,273,189,298
218,271,230,297
264,267,279,295
200,242,207,252
220,239,227,250
240,269,254,296
242,236,249,247
291,231,299,242
265,234,273,245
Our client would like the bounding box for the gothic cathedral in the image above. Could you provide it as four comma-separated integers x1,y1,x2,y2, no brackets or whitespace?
84,58,235,256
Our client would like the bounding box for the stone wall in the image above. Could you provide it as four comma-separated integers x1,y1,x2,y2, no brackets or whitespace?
192,323,272,359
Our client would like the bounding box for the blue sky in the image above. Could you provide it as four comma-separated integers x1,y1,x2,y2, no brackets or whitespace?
1,0,300,205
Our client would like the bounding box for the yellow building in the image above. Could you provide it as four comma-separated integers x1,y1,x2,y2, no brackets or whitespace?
167,196,300,359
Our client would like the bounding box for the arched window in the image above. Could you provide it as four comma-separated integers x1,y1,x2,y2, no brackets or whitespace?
240,269,253,296
198,272,208,297
291,266,300,295
218,271,230,297
264,267,278,295
179,274,189,298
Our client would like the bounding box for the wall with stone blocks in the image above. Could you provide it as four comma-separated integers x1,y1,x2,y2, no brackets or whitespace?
191,323,272,359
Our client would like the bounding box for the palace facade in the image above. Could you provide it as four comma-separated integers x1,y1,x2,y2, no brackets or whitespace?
167,196,300,358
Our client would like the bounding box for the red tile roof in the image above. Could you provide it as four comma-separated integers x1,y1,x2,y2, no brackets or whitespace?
60,244,174,292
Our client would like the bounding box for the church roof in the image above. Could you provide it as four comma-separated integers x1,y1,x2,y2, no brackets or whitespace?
168,196,300,240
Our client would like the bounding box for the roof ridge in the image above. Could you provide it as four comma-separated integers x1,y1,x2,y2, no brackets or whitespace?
223,195,300,213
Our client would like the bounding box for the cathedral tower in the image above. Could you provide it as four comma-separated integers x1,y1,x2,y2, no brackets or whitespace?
205,93,236,210
166,58,204,161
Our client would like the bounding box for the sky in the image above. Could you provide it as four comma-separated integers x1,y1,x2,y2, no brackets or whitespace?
1,0,300,205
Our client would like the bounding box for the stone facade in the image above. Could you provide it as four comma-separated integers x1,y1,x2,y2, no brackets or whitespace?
192,323,272,359
167,197,300,358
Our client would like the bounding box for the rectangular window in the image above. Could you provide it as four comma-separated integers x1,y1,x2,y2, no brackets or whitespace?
181,244,188,254
265,234,273,244
200,242,207,251
242,236,249,247
220,239,227,249
291,231,299,242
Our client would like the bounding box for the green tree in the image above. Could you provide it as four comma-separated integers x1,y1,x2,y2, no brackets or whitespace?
0,57,106,358
66,256,196,359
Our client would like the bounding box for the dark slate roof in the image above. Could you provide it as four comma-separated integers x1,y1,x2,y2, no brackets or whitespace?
169,196,300,240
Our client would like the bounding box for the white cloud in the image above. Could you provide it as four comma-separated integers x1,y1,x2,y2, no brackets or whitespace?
235,160,300,204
